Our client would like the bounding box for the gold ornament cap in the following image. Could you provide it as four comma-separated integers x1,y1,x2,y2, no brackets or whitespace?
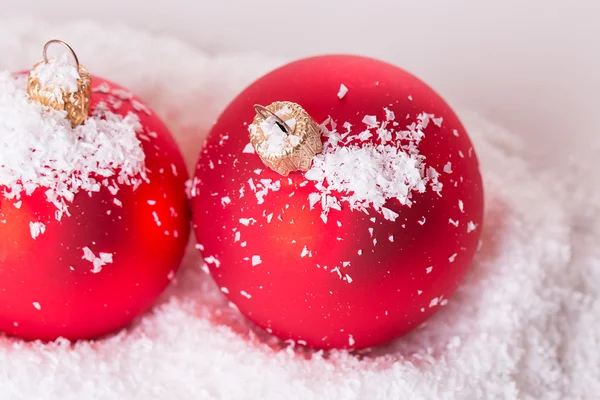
27,40,92,127
250,101,323,176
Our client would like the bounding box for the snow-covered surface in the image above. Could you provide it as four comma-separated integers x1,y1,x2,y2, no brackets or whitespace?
0,17,597,400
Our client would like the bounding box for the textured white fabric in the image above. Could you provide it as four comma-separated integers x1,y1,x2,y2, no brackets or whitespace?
0,18,597,400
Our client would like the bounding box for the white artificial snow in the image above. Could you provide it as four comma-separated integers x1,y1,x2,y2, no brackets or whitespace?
467,221,478,233
29,221,46,239
239,218,256,226
29,54,80,102
249,106,298,154
337,83,348,99
81,246,114,274
242,142,255,154
0,72,146,221
444,161,453,173
300,246,309,258
0,18,596,400
203,256,221,268
306,112,441,223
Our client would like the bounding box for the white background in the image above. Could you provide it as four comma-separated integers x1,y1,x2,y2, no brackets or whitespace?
3,0,599,159
3,0,599,164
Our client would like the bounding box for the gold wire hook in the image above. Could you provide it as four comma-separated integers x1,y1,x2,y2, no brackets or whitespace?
42,39,80,70
253,104,294,135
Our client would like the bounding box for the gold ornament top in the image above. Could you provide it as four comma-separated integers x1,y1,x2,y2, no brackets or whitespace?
249,101,323,176
27,40,92,127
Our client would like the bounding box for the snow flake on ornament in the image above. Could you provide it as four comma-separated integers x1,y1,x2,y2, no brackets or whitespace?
29,221,46,240
467,221,478,233
221,196,231,206
305,110,443,224
239,217,256,226
81,247,114,274
443,162,453,174
204,255,221,268
381,207,399,221
301,246,310,258
247,178,281,205
242,142,255,154
337,84,348,99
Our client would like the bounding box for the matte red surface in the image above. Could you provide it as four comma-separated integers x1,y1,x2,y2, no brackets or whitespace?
0,75,190,341
192,55,484,350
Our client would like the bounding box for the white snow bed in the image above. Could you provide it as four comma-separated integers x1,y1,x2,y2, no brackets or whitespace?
0,18,598,400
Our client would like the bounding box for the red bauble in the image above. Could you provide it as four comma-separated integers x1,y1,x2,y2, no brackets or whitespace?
0,75,190,341
191,55,483,350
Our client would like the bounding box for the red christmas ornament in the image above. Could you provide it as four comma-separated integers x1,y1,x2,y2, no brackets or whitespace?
0,41,189,341
191,55,483,350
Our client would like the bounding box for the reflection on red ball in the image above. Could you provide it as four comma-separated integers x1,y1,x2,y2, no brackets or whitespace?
0,75,190,341
192,55,484,350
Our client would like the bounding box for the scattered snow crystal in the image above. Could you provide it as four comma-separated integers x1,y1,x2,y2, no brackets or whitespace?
29,221,46,239
81,246,114,273
337,83,348,99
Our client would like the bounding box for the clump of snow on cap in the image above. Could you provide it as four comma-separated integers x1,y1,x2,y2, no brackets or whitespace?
29,54,81,102
0,72,146,221
305,109,442,222
249,105,299,155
